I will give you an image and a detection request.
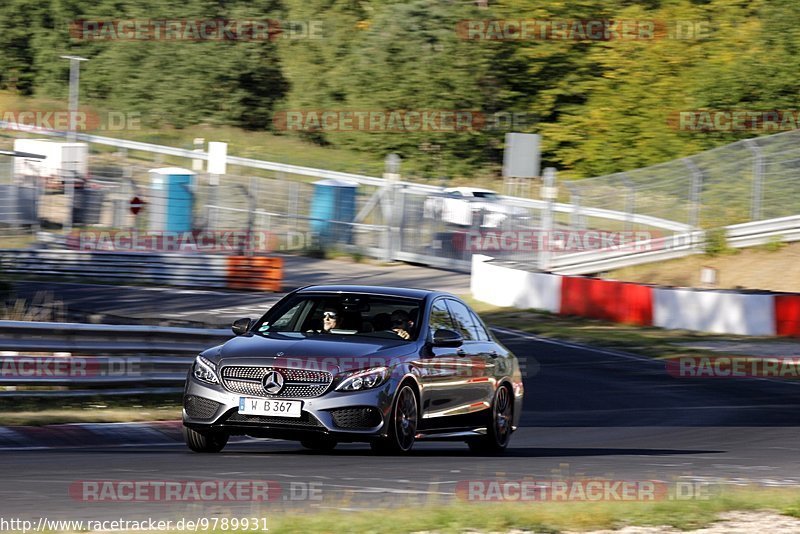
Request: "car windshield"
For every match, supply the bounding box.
[254,293,423,341]
[472,191,499,199]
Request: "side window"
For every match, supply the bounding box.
[469,310,490,341]
[445,299,478,341]
[271,302,303,330]
[429,299,455,335]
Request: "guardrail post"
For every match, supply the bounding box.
[208,173,219,231]
[682,158,703,229]
[745,140,764,221]
[382,154,401,262]
[63,168,75,234]
[620,174,635,232]
[537,167,557,271]
[565,182,584,230]
[232,183,255,255]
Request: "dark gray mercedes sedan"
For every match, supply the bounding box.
[182,285,523,454]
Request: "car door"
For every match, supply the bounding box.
[444,299,496,423]
[417,298,468,429]
[418,297,492,430]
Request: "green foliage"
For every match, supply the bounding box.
[762,235,787,252]
[704,227,731,257]
[0,0,289,130]
[303,243,327,260]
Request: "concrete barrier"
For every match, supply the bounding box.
[560,277,653,326]
[471,255,794,337]
[653,289,775,336]
[471,255,561,313]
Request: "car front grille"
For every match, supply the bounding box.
[225,411,323,428]
[220,366,332,398]
[330,407,382,429]
[184,395,222,419]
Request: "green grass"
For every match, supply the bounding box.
[257,487,800,533]
[461,296,789,360]
[0,91,510,190]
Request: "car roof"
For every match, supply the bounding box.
[296,285,445,300]
[443,187,498,195]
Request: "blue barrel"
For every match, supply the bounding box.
[149,168,195,233]
[309,179,358,244]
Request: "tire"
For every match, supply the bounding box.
[300,439,338,451]
[468,385,513,455]
[371,383,418,454]
[183,426,228,453]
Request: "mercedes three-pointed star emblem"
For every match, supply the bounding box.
[262,370,285,395]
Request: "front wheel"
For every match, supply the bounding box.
[371,384,418,454]
[468,385,513,455]
[183,426,228,453]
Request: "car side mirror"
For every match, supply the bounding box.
[432,328,463,347]
[231,317,252,336]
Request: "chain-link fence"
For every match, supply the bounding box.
[1,128,799,271]
[569,129,800,231]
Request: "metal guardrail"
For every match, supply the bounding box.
[1,120,689,233]
[1,249,232,289]
[0,321,231,396]
[2,216,796,283]
[725,215,800,249]
[547,215,800,275]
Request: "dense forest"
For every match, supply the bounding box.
[1,0,799,179]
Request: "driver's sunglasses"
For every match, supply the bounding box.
[323,312,338,319]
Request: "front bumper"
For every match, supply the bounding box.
[182,374,394,442]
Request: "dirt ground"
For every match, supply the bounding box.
[565,511,800,533]
[607,242,800,292]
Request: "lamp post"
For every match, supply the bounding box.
[60,55,88,233]
[60,55,88,142]
[383,154,402,261]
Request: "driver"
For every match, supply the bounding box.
[390,309,414,340]
[321,307,341,332]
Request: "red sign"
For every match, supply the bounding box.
[130,196,144,215]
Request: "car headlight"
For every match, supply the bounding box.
[193,355,219,384]
[335,367,389,392]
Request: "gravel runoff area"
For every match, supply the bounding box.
[565,512,800,533]
[412,511,800,533]
[675,341,800,356]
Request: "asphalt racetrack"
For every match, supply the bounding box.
[2,326,800,521]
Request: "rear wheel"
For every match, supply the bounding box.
[300,439,338,451]
[371,384,418,454]
[468,385,513,455]
[183,426,228,453]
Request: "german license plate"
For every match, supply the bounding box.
[238,397,302,418]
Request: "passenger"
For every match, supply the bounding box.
[390,309,414,340]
